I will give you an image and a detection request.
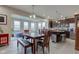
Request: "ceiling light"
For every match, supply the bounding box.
[60,15,63,18]
[63,17,65,20]
[74,12,78,15]
[29,15,32,18]
[58,21,60,24]
[56,21,58,23]
[29,5,36,19]
[33,14,36,19]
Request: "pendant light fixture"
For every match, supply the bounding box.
[29,5,36,19]
[56,10,65,20]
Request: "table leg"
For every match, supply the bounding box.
[33,39,35,54]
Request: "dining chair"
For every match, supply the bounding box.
[17,30,34,54]
[37,30,51,54]
[23,30,32,42]
[61,34,66,42]
[17,38,34,54]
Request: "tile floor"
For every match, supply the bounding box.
[0,38,79,54]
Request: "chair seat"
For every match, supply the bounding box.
[61,34,66,36]
[37,41,43,46]
[40,37,44,40]
[37,37,44,42]
[18,38,33,47]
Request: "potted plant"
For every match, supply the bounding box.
[11,28,14,37]
[0,27,3,33]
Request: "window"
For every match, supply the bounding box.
[38,23,42,29]
[42,22,46,28]
[24,22,28,30]
[14,21,20,31]
[31,22,35,29]
[31,22,35,32]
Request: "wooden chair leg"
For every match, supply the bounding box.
[32,45,34,54]
[24,47,27,54]
[17,41,19,51]
[17,41,22,54]
[17,41,19,48]
[37,43,38,53]
[42,46,44,54]
[48,46,50,53]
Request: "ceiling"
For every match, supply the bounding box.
[7,5,79,20]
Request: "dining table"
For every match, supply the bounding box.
[23,32,45,54]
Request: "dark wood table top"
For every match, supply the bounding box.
[23,32,45,39]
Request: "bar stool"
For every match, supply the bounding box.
[51,34,57,42]
[61,34,66,42]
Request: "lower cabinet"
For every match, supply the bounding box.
[0,34,9,46]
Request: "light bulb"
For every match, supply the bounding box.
[33,14,36,19]
[29,15,32,18]
[61,15,63,18]
[74,12,78,15]
[56,21,58,23]
[58,22,60,24]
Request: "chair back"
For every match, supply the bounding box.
[43,30,51,47]
[24,30,29,34]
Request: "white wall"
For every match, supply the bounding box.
[0,6,48,34]
[0,6,32,34]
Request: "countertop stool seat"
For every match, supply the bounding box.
[61,34,66,42]
[17,38,34,54]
